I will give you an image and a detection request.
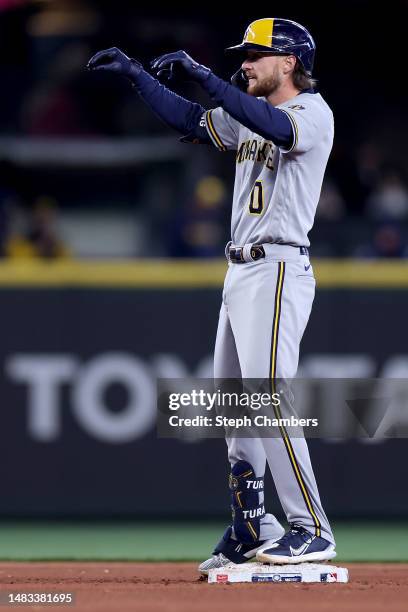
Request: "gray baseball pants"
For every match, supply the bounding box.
[214,243,334,544]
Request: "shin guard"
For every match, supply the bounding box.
[229,460,265,544]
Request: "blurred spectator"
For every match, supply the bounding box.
[0,1,28,11]
[0,159,23,256]
[168,175,228,257]
[6,196,69,258]
[355,142,383,194]
[328,143,368,215]
[19,0,106,135]
[354,224,408,259]
[366,171,408,220]
[317,178,346,220]
[22,41,96,135]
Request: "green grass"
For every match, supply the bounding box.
[0,522,406,562]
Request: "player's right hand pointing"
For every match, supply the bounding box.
[87,47,143,81]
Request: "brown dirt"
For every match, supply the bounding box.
[0,562,406,612]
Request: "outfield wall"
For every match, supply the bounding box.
[0,259,407,518]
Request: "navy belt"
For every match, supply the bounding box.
[229,245,265,263]
[228,244,309,264]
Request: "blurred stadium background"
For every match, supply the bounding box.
[0,0,407,563]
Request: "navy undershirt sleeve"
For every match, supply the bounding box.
[133,70,206,136]
[200,73,294,148]
[131,69,293,148]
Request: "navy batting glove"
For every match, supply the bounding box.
[87,47,143,83]
[150,50,211,83]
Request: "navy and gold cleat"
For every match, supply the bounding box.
[198,517,285,575]
[198,526,267,575]
[256,524,336,565]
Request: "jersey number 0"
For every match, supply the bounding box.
[249,181,264,215]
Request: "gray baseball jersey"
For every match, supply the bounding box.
[204,91,334,247]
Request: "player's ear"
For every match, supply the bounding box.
[282,55,297,75]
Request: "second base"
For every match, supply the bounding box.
[207,562,349,584]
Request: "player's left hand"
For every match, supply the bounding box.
[86,47,143,82]
[150,50,211,83]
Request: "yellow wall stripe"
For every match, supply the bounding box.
[0,259,407,288]
[269,261,321,537]
[0,259,227,288]
[314,259,408,288]
[206,110,226,151]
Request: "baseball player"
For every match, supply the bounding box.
[87,17,336,572]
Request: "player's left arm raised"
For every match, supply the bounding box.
[87,47,210,142]
[150,50,295,149]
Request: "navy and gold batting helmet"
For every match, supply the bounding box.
[226,18,316,76]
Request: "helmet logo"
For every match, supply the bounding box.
[243,18,274,48]
[244,25,255,43]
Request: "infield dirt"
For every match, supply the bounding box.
[0,562,406,611]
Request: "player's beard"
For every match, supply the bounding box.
[247,67,282,97]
